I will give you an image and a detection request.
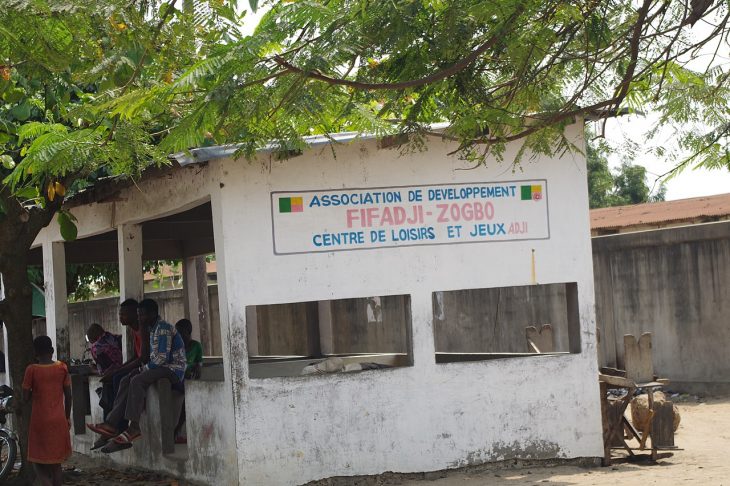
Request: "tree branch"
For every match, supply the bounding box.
[612,0,653,112]
[272,3,526,91]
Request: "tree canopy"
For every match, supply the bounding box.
[0,3,234,480]
[143,0,730,171]
[2,0,729,207]
[1,2,727,481]
[586,136,666,209]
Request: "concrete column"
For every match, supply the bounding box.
[182,256,211,355]
[318,301,334,355]
[408,292,436,369]
[42,241,69,362]
[118,224,144,361]
[210,189,238,385]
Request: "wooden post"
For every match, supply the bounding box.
[565,282,581,354]
[652,399,675,448]
[318,301,334,355]
[43,241,69,362]
[245,306,259,357]
[599,381,611,466]
[183,256,211,355]
[117,224,144,361]
[306,301,321,357]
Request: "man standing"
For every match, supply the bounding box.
[87,298,186,448]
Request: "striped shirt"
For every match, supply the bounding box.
[145,318,187,382]
[90,332,123,374]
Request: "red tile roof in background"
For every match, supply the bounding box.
[590,193,730,231]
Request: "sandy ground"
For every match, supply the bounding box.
[398,395,730,486]
[39,395,730,485]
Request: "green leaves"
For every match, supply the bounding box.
[0,155,14,169]
[9,100,31,121]
[0,0,726,212]
[16,122,68,146]
[57,210,78,241]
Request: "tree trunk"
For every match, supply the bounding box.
[2,254,36,485]
[0,185,62,485]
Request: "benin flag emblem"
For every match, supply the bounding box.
[520,185,542,201]
[279,196,303,213]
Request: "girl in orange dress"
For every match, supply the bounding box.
[22,336,72,486]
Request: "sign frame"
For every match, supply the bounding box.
[270,179,551,255]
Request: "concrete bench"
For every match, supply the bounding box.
[70,373,91,435]
[156,378,185,455]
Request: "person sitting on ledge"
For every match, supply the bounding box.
[86,323,123,420]
[87,298,186,451]
[175,318,203,380]
[173,318,204,444]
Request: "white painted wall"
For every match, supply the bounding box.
[35,122,602,485]
[74,377,238,485]
[35,164,239,485]
[215,122,603,485]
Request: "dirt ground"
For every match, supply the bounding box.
[398,394,730,486]
[51,395,730,485]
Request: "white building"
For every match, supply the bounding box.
[29,121,603,485]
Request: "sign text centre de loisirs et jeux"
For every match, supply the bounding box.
[272,181,548,254]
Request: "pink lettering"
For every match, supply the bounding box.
[380,207,394,226]
[437,204,449,223]
[346,209,360,228]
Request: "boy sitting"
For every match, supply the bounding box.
[173,319,204,443]
[175,319,203,379]
[86,324,123,418]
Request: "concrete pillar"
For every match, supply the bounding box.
[318,301,334,355]
[182,256,211,355]
[210,189,237,385]
[408,292,435,369]
[42,241,69,362]
[118,224,144,361]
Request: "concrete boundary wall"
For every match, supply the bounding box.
[593,221,730,394]
[66,287,222,360]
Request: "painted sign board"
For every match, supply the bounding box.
[271,180,549,254]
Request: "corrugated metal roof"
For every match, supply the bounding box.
[590,193,730,230]
[171,122,453,166]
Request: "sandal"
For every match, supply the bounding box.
[112,430,142,445]
[90,436,111,451]
[86,423,117,438]
[100,440,133,454]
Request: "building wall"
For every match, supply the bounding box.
[216,124,603,485]
[66,287,223,360]
[35,162,239,485]
[593,221,730,394]
[73,376,238,485]
[34,124,602,485]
